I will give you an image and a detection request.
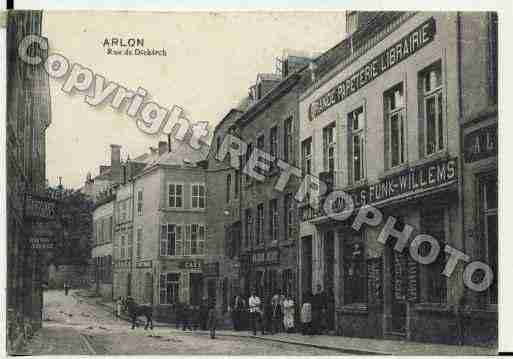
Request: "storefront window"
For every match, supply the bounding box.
[343,232,366,304]
[159,273,179,304]
[420,208,447,303]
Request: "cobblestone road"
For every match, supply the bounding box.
[21,290,344,355]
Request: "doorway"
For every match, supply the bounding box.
[301,236,313,297]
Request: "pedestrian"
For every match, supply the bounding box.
[248,290,262,336]
[262,296,273,335]
[271,293,282,334]
[191,305,200,330]
[312,284,328,334]
[116,296,123,318]
[301,292,313,335]
[174,301,183,330]
[232,294,244,331]
[283,294,295,333]
[455,295,470,345]
[326,288,335,333]
[208,303,218,339]
[64,282,69,296]
[182,303,192,331]
[199,298,209,330]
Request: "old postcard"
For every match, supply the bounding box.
[5,10,498,355]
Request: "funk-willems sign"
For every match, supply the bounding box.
[309,17,436,120]
[303,157,457,221]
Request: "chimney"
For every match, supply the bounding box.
[158,141,168,155]
[110,144,122,184]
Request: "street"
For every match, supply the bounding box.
[21,290,344,355]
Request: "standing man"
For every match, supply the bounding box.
[232,294,244,331]
[64,282,69,296]
[248,290,261,336]
[312,284,327,334]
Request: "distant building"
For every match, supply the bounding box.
[127,138,209,321]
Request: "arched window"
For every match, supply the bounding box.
[226,174,231,203]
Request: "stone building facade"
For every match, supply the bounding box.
[6,10,52,351]
[298,11,497,345]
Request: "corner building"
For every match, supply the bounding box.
[298,12,497,345]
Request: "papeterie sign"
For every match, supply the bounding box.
[309,17,436,120]
[302,157,457,221]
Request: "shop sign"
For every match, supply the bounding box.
[309,17,436,120]
[464,124,497,163]
[136,260,152,268]
[30,221,56,250]
[178,259,202,271]
[26,193,57,220]
[202,262,219,277]
[303,157,457,221]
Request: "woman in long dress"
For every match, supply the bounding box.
[282,294,295,333]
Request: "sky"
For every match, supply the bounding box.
[41,11,347,189]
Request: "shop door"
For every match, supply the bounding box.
[190,273,203,306]
[302,236,313,296]
[390,249,408,334]
[207,278,217,306]
[324,231,334,292]
[144,273,153,304]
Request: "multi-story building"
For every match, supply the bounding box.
[6,10,52,350]
[298,11,497,345]
[204,108,244,323]
[130,139,209,320]
[238,54,311,301]
[92,194,115,299]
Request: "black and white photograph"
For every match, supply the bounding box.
[4,9,500,355]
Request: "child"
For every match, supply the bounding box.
[207,304,217,339]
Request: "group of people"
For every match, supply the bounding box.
[232,285,333,336]
[173,300,218,339]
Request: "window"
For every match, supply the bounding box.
[118,200,129,222]
[245,209,253,247]
[192,184,206,209]
[284,117,294,164]
[301,137,312,175]
[343,231,366,304]
[127,230,133,259]
[284,193,295,239]
[234,171,239,198]
[256,204,264,244]
[120,234,126,258]
[245,143,253,185]
[160,273,180,304]
[421,208,446,303]
[226,174,231,203]
[420,62,444,156]
[168,184,183,208]
[99,219,104,244]
[137,189,143,216]
[270,126,278,169]
[136,227,142,259]
[385,84,405,168]
[270,199,279,243]
[160,224,183,256]
[323,123,336,173]
[348,107,365,182]
[108,216,113,243]
[190,224,206,255]
[481,176,498,304]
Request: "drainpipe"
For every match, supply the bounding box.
[456,12,467,303]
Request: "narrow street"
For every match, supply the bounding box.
[20,290,345,355]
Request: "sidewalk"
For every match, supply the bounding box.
[75,292,496,355]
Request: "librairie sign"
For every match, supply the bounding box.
[309,17,436,120]
[303,157,457,221]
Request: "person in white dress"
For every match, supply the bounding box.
[282,294,295,333]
